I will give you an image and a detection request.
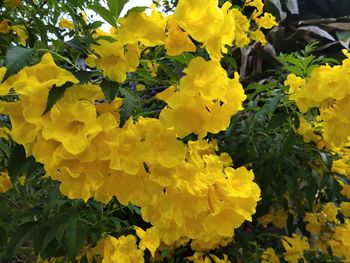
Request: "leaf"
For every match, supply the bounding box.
[286,0,299,14]
[8,145,39,183]
[6,221,38,256]
[100,79,120,102]
[88,4,117,27]
[299,26,335,41]
[5,47,34,78]
[336,30,350,49]
[107,0,129,18]
[125,6,148,17]
[120,88,140,125]
[43,82,74,115]
[64,217,87,260]
[71,71,93,83]
[266,113,289,131]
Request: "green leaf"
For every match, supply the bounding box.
[266,112,289,131]
[8,145,39,183]
[5,47,34,78]
[6,221,38,256]
[64,217,87,260]
[120,88,140,125]
[71,71,93,83]
[43,82,74,115]
[125,6,148,16]
[107,0,129,18]
[100,79,119,102]
[88,4,117,27]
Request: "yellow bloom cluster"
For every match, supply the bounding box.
[0,19,28,46]
[0,172,12,193]
[285,50,350,148]
[186,251,230,263]
[92,235,144,263]
[329,220,350,261]
[158,57,246,138]
[0,52,260,253]
[258,208,288,229]
[302,201,350,258]
[282,234,310,263]
[261,247,280,263]
[85,0,277,82]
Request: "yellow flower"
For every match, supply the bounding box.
[340,202,350,217]
[282,234,310,263]
[321,202,339,222]
[165,16,196,56]
[11,25,28,46]
[250,28,267,45]
[246,0,264,19]
[136,84,145,92]
[134,226,160,257]
[255,13,278,29]
[329,220,350,262]
[18,175,26,186]
[118,6,166,47]
[93,235,144,263]
[59,18,74,30]
[86,40,140,83]
[159,57,246,138]
[174,0,224,43]
[341,184,350,198]
[0,19,11,33]
[202,2,236,60]
[261,247,281,263]
[146,61,159,77]
[304,213,322,235]
[41,84,104,155]
[0,172,12,193]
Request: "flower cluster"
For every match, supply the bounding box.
[0,51,260,255]
[285,50,350,148]
[85,0,276,83]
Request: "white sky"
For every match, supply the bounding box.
[85,0,153,31]
[121,0,153,16]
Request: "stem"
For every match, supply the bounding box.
[36,49,79,70]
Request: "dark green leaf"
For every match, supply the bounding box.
[44,82,74,115]
[101,79,119,102]
[5,47,34,78]
[120,88,140,125]
[64,217,87,260]
[6,221,38,256]
[8,145,39,183]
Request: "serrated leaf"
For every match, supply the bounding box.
[120,88,140,125]
[88,4,117,27]
[71,71,93,83]
[107,0,129,18]
[8,145,39,183]
[43,82,74,115]
[64,217,87,260]
[100,79,119,102]
[5,47,34,78]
